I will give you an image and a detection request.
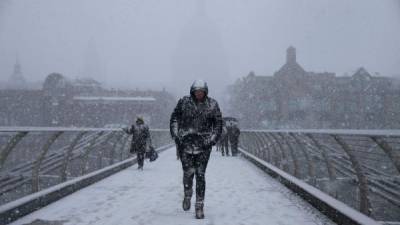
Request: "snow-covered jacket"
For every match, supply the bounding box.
[170,95,223,153]
[125,123,150,153]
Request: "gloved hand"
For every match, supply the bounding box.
[203,138,216,149]
[174,135,182,146]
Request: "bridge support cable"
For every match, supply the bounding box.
[96,132,118,169]
[32,131,64,193]
[290,133,316,182]
[0,132,28,171]
[278,133,300,178]
[240,132,257,159]
[370,136,400,174]
[332,135,372,216]
[305,134,337,181]
[109,132,124,165]
[253,132,263,160]
[259,132,272,163]
[269,133,290,172]
[60,131,87,182]
[80,131,106,175]
[0,132,100,201]
[263,133,279,166]
[118,134,130,161]
[239,130,400,223]
[254,132,268,162]
[239,147,380,225]
[307,136,400,209]
[0,127,173,224]
[264,133,283,168]
[248,132,259,156]
[0,144,173,225]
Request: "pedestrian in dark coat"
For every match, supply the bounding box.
[218,124,229,156]
[228,124,240,156]
[170,79,222,219]
[124,117,151,170]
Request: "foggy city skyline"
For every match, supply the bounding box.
[0,0,400,95]
[2,2,400,224]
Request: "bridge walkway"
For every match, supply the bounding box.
[11,147,333,225]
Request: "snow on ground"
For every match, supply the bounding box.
[11,147,334,225]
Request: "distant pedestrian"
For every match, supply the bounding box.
[124,117,151,170]
[227,124,240,156]
[219,123,229,156]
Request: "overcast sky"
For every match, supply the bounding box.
[0,0,399,94]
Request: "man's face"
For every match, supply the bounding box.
[194,90,205,101]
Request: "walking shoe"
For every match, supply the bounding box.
[182,196,191,211]
[195,202,204,219]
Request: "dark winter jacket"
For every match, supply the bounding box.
[170,93,222,154]
[227,125,240,142]
[125,123,150,153]
[228,125,240,138]
[219,125,228,142]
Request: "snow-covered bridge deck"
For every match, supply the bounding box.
[10,147,333,225]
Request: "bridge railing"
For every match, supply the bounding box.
[240,130,400,222]
[0,127,172,206]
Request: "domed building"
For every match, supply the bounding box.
[171,0,229,97]
[0,72,175,128]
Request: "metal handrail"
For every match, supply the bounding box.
[0,127,172,206]
[241,129,400,137]
[239,129,400,222]
[0,127,169,132]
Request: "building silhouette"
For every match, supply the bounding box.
[0,71,175,128]
[228,47,400,129]
[7,58,27,90]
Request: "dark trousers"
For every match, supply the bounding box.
[137,151,145,168]
[180,149,211,203]
[221,138,229,156]
[230,138,239,156]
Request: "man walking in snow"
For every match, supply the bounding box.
[170,80,222,219]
